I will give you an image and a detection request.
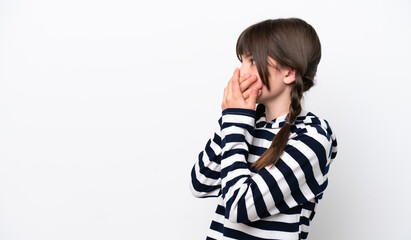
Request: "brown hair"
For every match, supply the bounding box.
[236,18,321,171]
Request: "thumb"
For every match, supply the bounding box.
[247,87,258,109]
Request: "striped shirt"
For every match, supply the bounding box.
[190,105,338,240]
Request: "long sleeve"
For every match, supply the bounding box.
[220,108,333,223]
[190,116,223,198]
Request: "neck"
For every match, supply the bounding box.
[263,100,290,123]
[260,88,292,122]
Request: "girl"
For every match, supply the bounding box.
[190,18,338,240]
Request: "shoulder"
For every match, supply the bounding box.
[290,111,338,160]
[294,111,334,137]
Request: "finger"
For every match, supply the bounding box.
[239,73,251,85]
[222,86,227,110]
[239,75,257,93]
[227,68,238,97]
[230,68,242,97]
[242,78,261,99]
[246,87,259,109]
[243,88,251,100]
[239,73,250,92]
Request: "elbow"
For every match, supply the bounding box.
[225,205,252,224]
[189,181,221,198]
[189,183,207,198]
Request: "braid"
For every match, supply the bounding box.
[252,72,304,171]
[287,72,304,124]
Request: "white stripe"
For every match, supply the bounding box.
[222,141,249,153]
[222,114,255,125]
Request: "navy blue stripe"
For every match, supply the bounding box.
[311,124,327,138]
[221,122,255,136]
[316,192,323,201]
[212,132,222,148]
[245,220,300,232]
[222,108,256,118]
[221,133,252,150]
[221,161,248,178]
[253,129,275,141]
[276,159,308,204]
[291,127,308,137]
[309,210,316,220]
[209,220,224,233]
[323,119,333,139]
[249,145,268,157]
[221,149,248,165]
[198,151,220,180]
[319,178,328,193]
[190,166,221,196]
[332,138,338,147]
[325,162,330,175]
[274,199,291,213]
[301,231,309,239]
[218,116,223,128]
[206,237,217,240]
[300,216,310,225]
[237,196,250,223]
[302,201,316,211]
[223,133,246,144]
[205,137,222,164]
[215,204,225,215]
[280,204,302,214]
[256,121,266,128]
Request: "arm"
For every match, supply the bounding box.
[189,116,223,198]
[190,70,261,198]
[220,108,333,223]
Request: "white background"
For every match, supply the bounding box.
[1,0,410,239]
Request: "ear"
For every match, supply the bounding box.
[283,67,296,84]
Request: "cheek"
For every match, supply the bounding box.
[240,66,259,75]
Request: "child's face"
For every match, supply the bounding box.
[239,55,290,104]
